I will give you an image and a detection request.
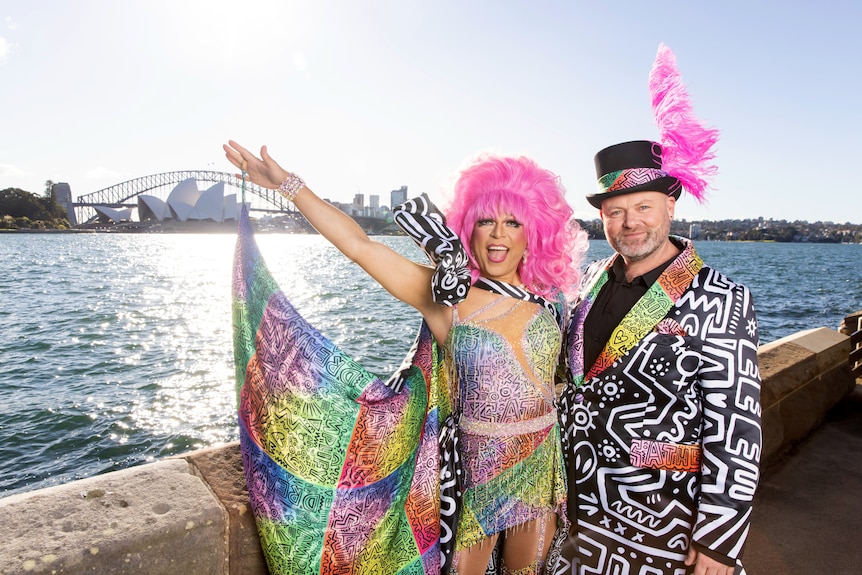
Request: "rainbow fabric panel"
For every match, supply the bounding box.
[232,207,443,575]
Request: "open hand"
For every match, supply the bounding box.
[223,140,290,190]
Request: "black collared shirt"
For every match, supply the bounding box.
[582,251,676,371]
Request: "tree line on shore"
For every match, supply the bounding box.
[577,217,862,243]
[0,184,71,230]
[2,184,860,243]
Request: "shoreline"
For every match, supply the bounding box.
[2,228,859,242]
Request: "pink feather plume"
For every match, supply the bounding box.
[649,43,719,203]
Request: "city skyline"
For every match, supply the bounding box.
[2,2,861,224]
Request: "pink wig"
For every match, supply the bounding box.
[649,43,720,203]
[444,155,588,299]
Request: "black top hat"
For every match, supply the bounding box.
[586,140,682,209]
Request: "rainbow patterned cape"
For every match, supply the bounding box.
[232,206,446,574]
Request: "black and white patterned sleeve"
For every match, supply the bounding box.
[692,270,762,562]
[392,193,472,306]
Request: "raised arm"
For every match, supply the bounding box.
[224,141,451,341]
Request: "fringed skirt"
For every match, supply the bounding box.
[455,411,567,550]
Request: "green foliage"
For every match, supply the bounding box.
[0,187,70,229]
[582,217,862,243]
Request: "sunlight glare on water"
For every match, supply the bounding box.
[127,234,238,455]
[1,231,859,498]
[1,233,239,493]
[0,230,427,497]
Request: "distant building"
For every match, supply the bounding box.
[331,201,354,216]
[93,206,134,223]
[353,193,365,208]
[370,195,379,209]
[689,223,701,240]
[390,186,408,208]
[72,178,246,224]
[134,179,243,223]
[51,183,77,225]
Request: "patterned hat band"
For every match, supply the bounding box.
[597,167,670,194]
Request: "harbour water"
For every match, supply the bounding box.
[1,233,860,498]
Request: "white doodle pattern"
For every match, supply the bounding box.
[557,257,762,575]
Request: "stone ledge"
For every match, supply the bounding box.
[758,341,817,409]
[180,442,267,575]
[838,309,862,336]
[0,459,228,575]
[759,328,855,467]
[760,327,850,371]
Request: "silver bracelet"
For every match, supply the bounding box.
[277,172,305,202]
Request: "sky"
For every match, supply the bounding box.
[1,0,860,223]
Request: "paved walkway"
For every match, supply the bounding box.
[742,384,862,574]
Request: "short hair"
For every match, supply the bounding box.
[444,154,588,298]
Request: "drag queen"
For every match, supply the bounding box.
[225,141,587,575]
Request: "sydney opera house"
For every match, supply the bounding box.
[92,178,245,224]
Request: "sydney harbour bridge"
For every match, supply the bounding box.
[65,170,298,226]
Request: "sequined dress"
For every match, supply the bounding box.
[446,295,568,551]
